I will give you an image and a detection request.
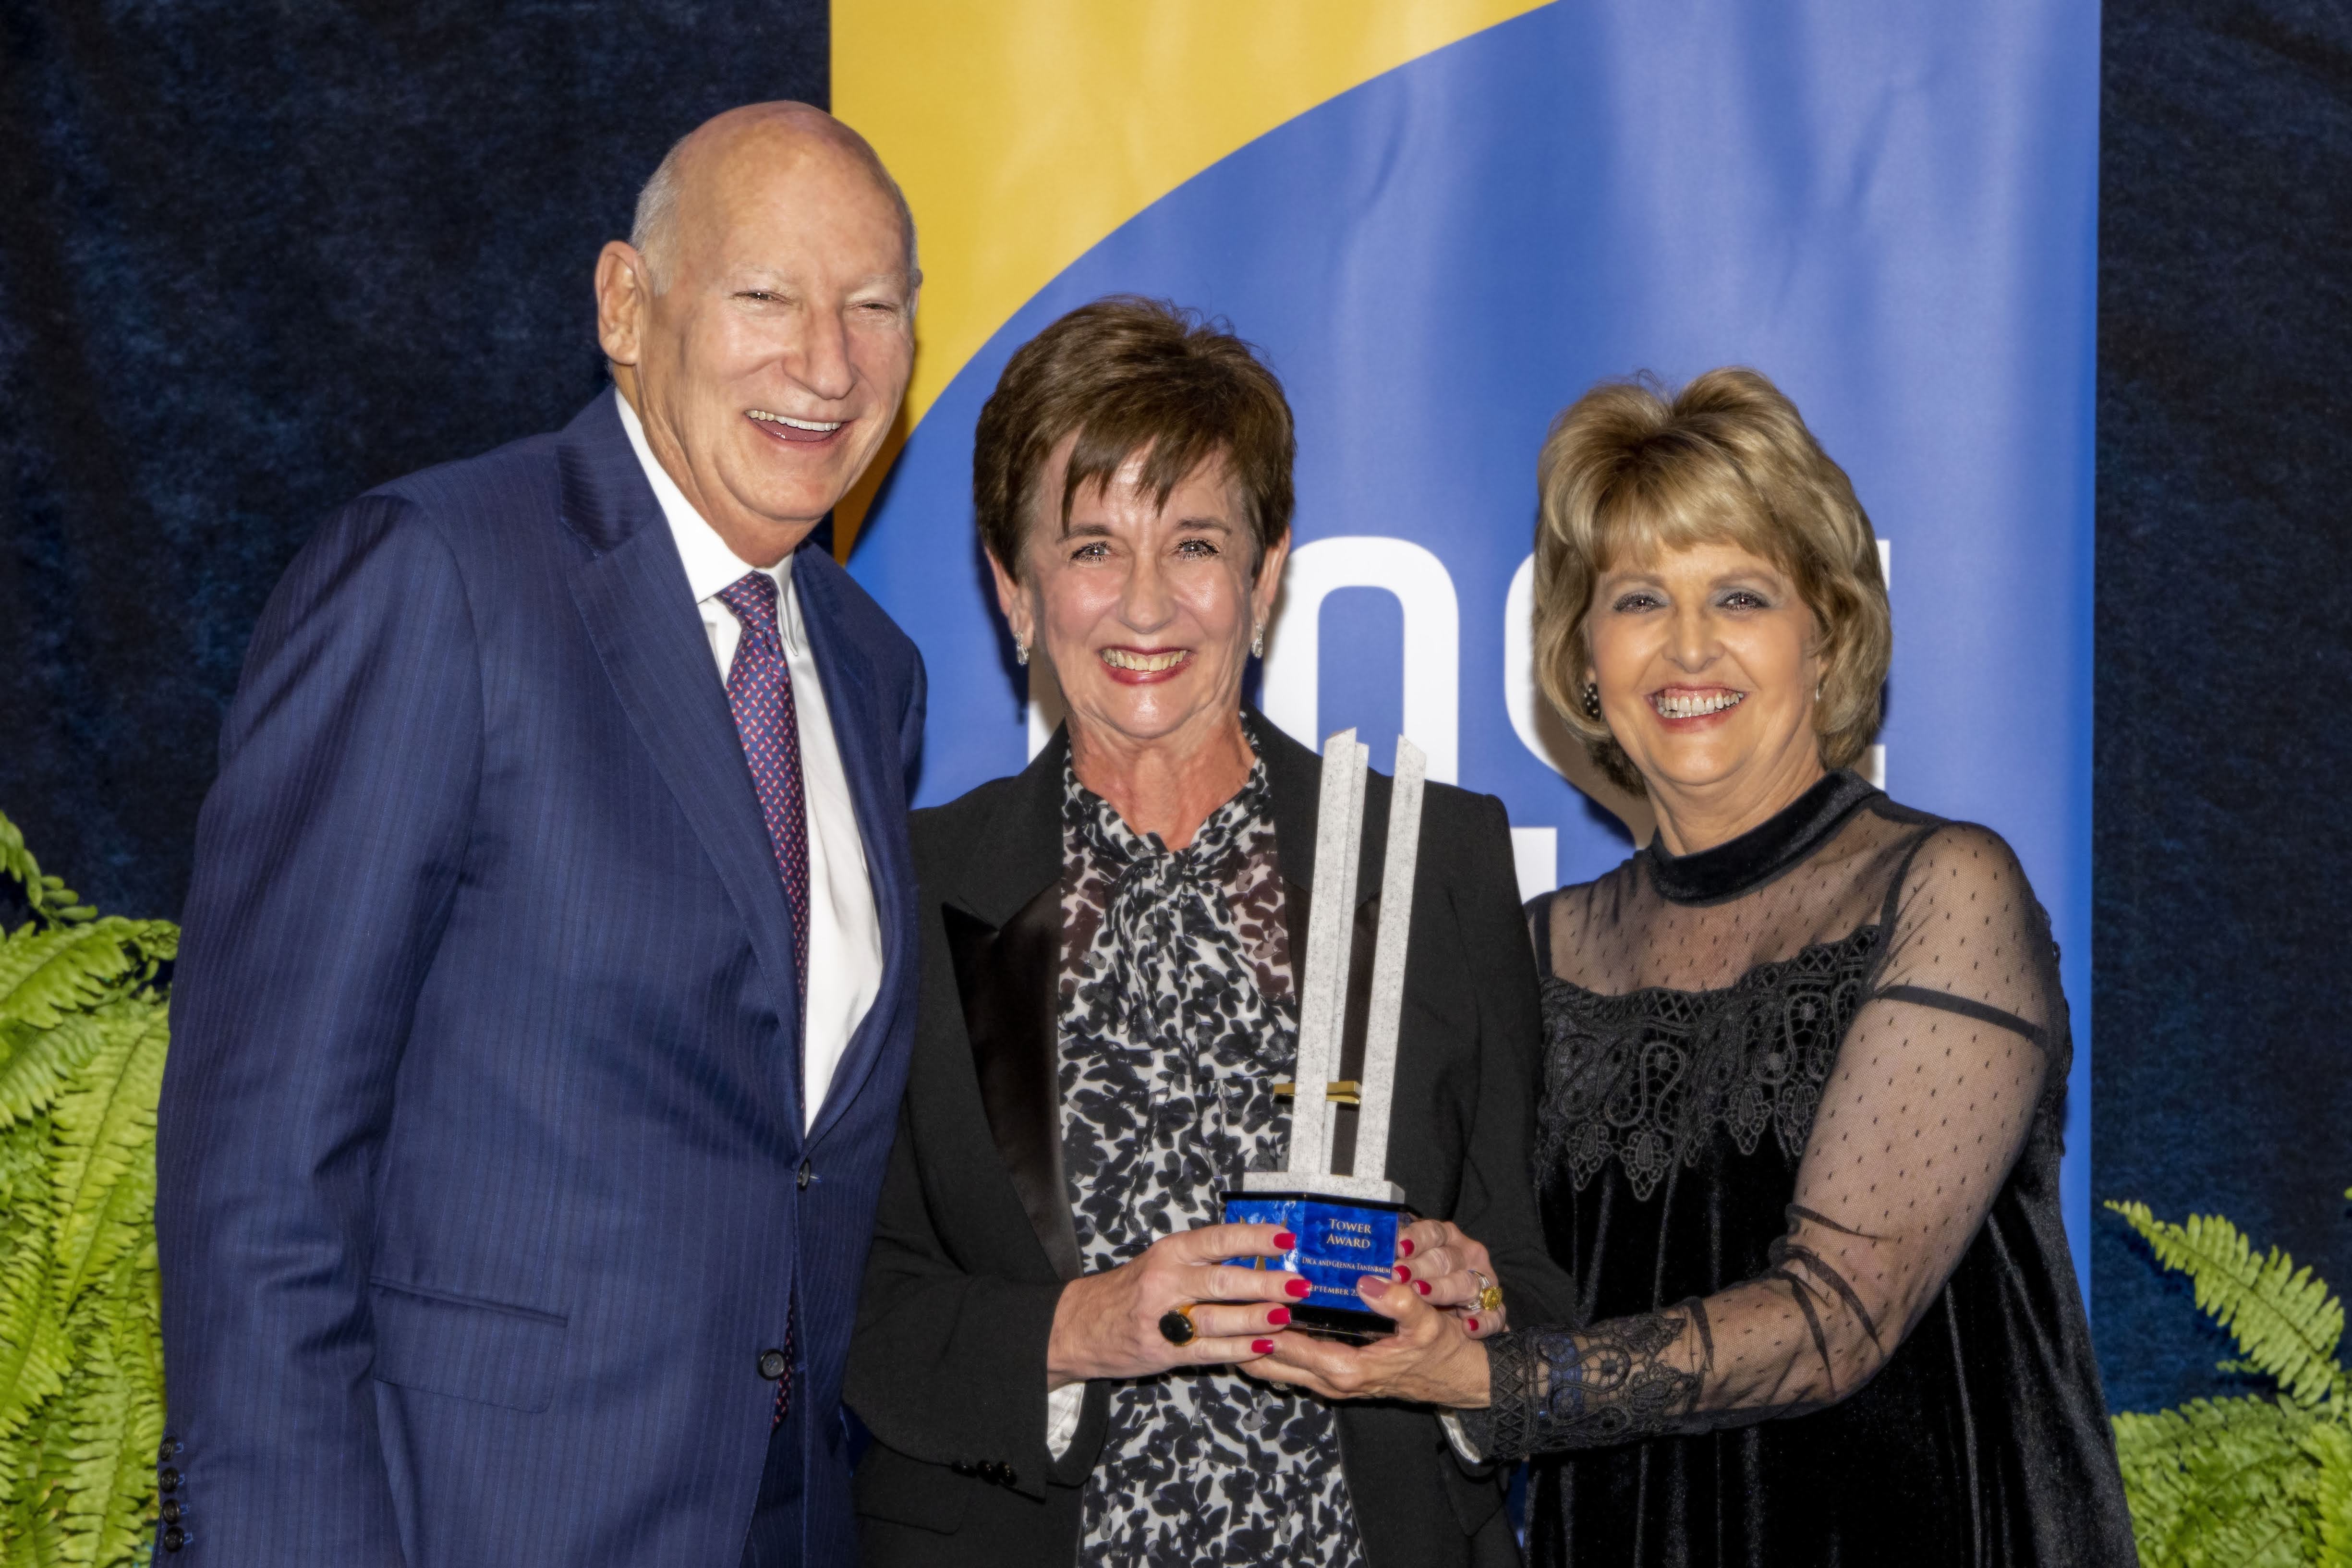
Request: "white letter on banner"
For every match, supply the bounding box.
[1261,537,1459,784]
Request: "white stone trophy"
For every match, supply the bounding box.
[1224,729,1424,1342]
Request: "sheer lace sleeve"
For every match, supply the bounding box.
[1463,824,2061,1460]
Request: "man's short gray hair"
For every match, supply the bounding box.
[628,121,920,295]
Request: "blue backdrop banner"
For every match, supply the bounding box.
[848,1,2099,1273]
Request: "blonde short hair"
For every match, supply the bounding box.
[1532,367,1891,796]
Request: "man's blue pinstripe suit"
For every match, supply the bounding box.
[154,389,924,1566]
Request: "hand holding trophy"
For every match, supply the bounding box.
[1044,1221,1308,1388]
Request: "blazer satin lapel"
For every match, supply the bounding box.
[945,887,1080,1280]
[558,398,806,1131]
[938,732,1076,1277]
[792,547,914,1145]
[953,729,1067,928]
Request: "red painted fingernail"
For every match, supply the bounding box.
[1286,1278,1310,1298]
[1467,1316,1481,1332]
[1395,1264,1413,1282]
[1400,1239,1415,1257]
[1252,1338,1275,1355]
[1268,1307,1291,1326]
[1273,1231,1297,1249]
[1417,1280,1432,1296]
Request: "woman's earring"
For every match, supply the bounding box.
[1014,633,1030,668]
[1251,621,1265,660]
[1581,682,1603,720]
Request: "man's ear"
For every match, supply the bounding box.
[595,241,651,367]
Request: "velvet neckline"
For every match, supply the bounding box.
[1642,770,1881,905]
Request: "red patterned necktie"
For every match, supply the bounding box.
[714,570,808,1428]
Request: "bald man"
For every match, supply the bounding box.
[157,104,925,1568]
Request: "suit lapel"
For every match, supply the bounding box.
[558,392,807,1134]
[793,547,914,1145]
[945,888,1079,1279]
[944,733,1079,1277]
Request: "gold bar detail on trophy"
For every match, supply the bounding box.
[1270,1081,1363,1106]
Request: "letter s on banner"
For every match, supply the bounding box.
[1261,537,1459,783]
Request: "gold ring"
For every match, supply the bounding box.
[1470,1270,1503,1315]
[1157,1303,1197,1347]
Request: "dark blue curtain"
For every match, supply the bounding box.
[2093,0,2352,1410]
[0,0,826,919]
[2,0,2348,1411]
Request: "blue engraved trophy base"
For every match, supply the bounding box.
[1224,1189,1406,1344]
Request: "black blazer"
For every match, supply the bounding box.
[846,716,1574,1568]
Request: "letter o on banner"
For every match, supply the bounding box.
[1262,537,1459,784]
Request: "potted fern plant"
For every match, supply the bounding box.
[2109,1192,2352,1564]
[0,809,173,1564]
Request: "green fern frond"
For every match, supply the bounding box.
[0,924,165,1039]
[0,1125,50,1262]
[0,815,93,930]
[2116,1396,2319,1564]
[3,1410,72,1566]
[47,1007,166,1315]
[0,1251,73,1450]
[0,817,174,1565]
[2305,1421,2352,1568]
[54,1327,160,1568]
[0,1022,108,1135]
[2108,1200,2347,1408]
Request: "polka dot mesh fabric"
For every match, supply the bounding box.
[1465,779,2068,1459]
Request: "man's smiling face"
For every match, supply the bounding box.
[599,107,916,566]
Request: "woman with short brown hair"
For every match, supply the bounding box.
[1257,368,2135,1567]
[845,297,1571,1567]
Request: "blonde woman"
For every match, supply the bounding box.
[1259,369,2135,1567]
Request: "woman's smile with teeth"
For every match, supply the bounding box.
[1101,648,1188,672]
[1652,688,1745,718]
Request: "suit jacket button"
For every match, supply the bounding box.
[797,1160,813,1190]
[161,1525,185,1551]
[999,1464,1018,1486]
[161,1498,183,1523]
[950,1461,976,1476]
[159,1467,180,1492]
[757,1349,789,1381]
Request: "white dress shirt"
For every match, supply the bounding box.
[618,394,884,1132]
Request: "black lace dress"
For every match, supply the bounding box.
[1460,773,2135,1566]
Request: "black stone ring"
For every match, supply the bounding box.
[1157,1306,1197,1347]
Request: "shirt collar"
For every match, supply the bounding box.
[615,389,805,653]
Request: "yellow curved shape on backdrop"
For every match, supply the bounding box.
[829,0,1553,552]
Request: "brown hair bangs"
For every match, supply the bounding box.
[973,296,1295,578]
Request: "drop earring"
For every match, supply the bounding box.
[1014,633,1030,667]
[1251,621,1265,660]
[1581,682,1602,720]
